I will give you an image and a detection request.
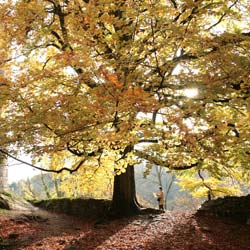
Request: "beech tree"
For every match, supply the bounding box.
[0,0,250,215]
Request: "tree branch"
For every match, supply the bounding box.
[198,169,214,200]
[0,149,85,174]
[206,0,239,31]
[169,0,177,9]
[135,149,202,170]
[138,139,159,143]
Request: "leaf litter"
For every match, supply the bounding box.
[0,209,250,250]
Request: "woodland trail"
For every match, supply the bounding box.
[0,207,250,250]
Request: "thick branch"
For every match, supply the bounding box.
[135,149,202,170]
[170,161,201,170]
[138,139,158,143]
[0,149,85,174]
[169,0,177,8]
[66,142,85,156]
[198,169,214,200]
[51,30,64,46]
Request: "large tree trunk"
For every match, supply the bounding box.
[110,164,141,217]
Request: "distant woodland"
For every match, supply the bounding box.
[9,164,203,211]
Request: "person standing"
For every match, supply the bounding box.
[156,186,164,210]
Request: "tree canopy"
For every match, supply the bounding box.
[1,0,250,200]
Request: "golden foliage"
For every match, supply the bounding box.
[0,0,250,198]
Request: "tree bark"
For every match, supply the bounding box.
[110,164,141,217]
[0,153,8,192]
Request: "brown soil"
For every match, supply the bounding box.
[1,207,250,250]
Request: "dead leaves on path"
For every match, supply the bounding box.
[1,211,250,250]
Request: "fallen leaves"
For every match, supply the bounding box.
[0,210,250,250]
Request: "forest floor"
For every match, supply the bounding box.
[0,207,250,250]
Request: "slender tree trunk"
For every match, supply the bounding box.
[26,178,37,199]
[0,153,8,192]
[54,177,63,198]
[40,172,51,199]
[110,164,141,217]
[165,174,175,210]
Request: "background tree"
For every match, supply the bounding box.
[0,153,8,192]
[143,164,176,210]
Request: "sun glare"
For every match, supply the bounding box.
[183,88,198,98]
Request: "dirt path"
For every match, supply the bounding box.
[0,207,92,250]
[1,208,250,250]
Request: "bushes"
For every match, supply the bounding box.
[32,198,111,218]
[198,194,250,223]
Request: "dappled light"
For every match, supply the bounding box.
[1,206,250,250]
[0,0,250,248]
[183,88,199,98]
